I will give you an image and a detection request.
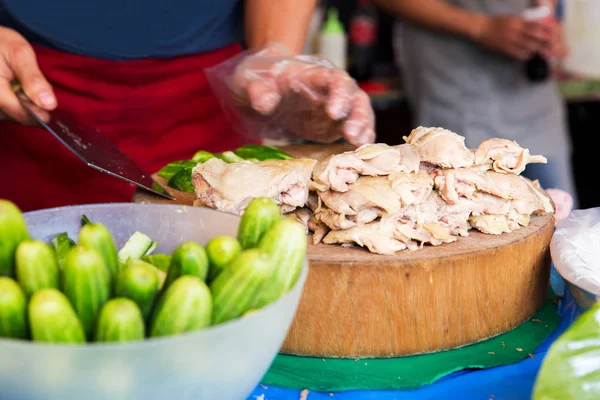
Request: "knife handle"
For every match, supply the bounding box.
[10,80,22,93]
[10,80,39,110]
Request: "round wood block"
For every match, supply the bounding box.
[133,145,555,358]
[280,213,554,358]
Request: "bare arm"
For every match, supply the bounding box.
[373,0,555,60]
[244,0,317,54]
[372,0,487,41]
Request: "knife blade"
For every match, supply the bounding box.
[12,83,175,201]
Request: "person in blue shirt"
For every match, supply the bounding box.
[0,1,375,211]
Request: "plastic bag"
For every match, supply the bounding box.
[551,207,600,297]
[205,43,375,146]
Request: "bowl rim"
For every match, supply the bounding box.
[7,202,309,350]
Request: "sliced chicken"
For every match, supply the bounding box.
[318,176,403,216]
[310,143,421,192]
[434,169,553,215]
[192,158,316,215]
[322,219,409,255]
[395,220,457,247]
[389,170,434,206]
[285,207,330,245]
[314,207,357,230]
[286,208,312,233]
[403,126,474,169]
[474,138,547,175]
[392,144,421,173]
[469,214,514,235]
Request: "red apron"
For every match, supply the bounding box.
[0,43,254,212]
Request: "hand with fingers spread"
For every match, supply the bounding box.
[0,27,57,125]
[474,15,553,61]
[208,44,375,147]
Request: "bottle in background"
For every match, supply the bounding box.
[522,2,553,82]
[318,8,348,69]
[348,0,378,82]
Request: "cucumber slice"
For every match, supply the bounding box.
[192,151,217,163]
[144,241,158,256]
[118,232,154,267]
[167,169,195,193]
[157,160,197,180]
[219,151,245,163]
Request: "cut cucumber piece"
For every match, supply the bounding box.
[219,151,245,163]
[144,241,158,256]
[118,232,154,267]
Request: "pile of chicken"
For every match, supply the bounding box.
[192,127,554,255]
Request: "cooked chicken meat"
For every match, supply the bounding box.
[192,158,316,215]
[286,207,331,245]
[192,126,555,256]
[310,143,421,192]
[403,126,474,169]
[474,138,547,175]
[322,219,409,255]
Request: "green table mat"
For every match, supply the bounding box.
[262,293,559,392]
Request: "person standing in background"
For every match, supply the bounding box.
[374,0,577,205]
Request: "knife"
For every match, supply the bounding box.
[11,82,175,200]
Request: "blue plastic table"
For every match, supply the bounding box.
[248,269,578,400]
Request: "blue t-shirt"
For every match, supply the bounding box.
[0,0,244,60]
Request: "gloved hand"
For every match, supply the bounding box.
[206,44,375,147]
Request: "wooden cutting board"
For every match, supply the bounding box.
[133,144,555,358]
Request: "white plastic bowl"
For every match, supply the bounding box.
[551,208,600,313]
[0,203,308,400]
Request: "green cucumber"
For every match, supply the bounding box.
[50,232,75,269]
[206,235,242,282]
[78,223,119,278]
[94,298,145,342]
[114,259,160,321]
[28,288,86,344]
[254,219,307,308]
[81,214,92,226]
[164,241,209,288]
[157,160,198,180]
[149,276,212,338]
[61,246,111,339]
[192,150,217,163]
[0,277,28,339]
[237,197,281,249]
[210,248,275,325]
[0,200,30,277]
[167,168,194,193]
[233,144,294,161]
[118,231,154,267]
[15,240,59,299]
[141,254,171,272]
[219,151,245,163]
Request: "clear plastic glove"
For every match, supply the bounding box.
[206,44,375,146]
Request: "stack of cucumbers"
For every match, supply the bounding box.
[159,144,294,193]
[0,197,306,344]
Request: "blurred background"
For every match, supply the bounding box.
[301,0,600,210]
